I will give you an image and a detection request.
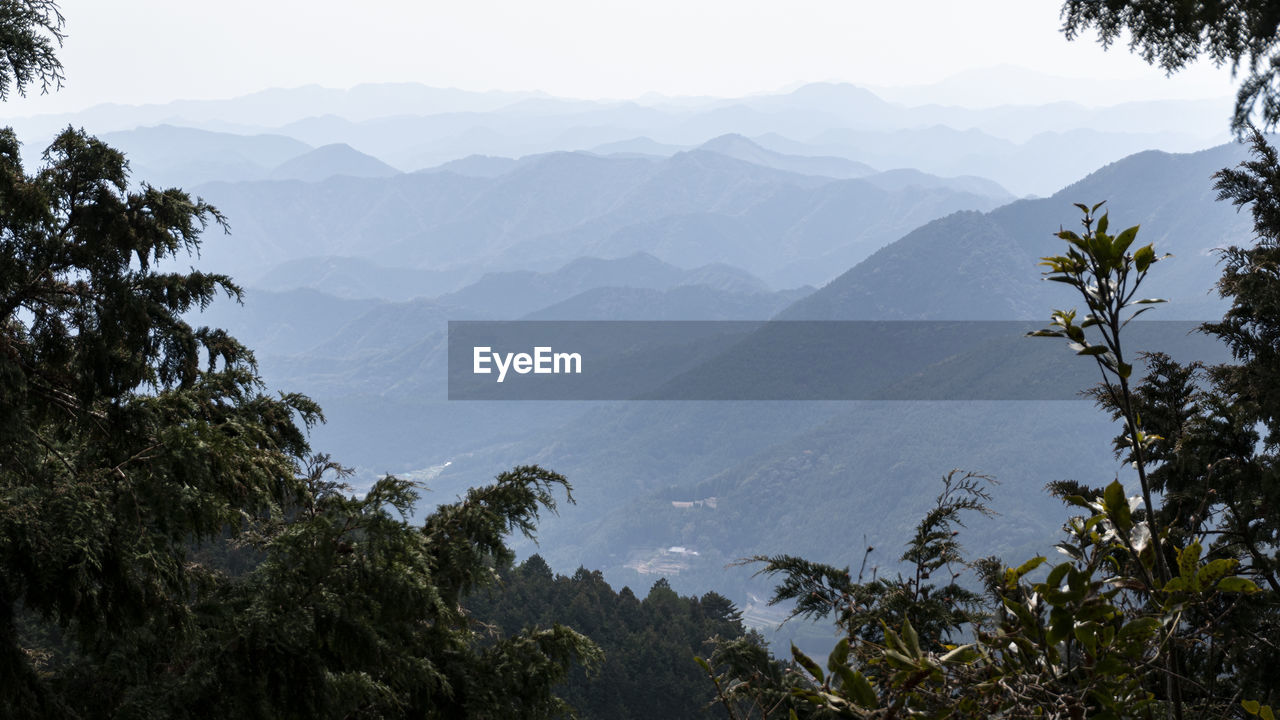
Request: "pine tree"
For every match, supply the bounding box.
[0,4,599,715]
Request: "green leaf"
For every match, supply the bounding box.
[1122,306,1156,327]
[791,644,824,683]
[1216,576,1261,593]
[1134,244,1156,272]
[1243,700,1261,715]
[1118,616,1161,641]
[941,644,980,664]
[840,667,877,707]
[1114,225,1139,255]
[1198,558,1238,588]
[1006,556,1046,588]
[1074,621,1099,656]
[827,637,850,672]
[1063,495,1095,510]
[1178,542,1203,581]
[882,648,917,669]
[1077,345,1110,357]
[901,618,921,657]
[1046,562,1071,589]
[1103,480,1133,532]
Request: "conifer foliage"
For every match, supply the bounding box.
[1061,0,1280,131]
[0,3,598,716]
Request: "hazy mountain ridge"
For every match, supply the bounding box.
[524,284,814,321]
[5,78,1229,197]
[437,253,776,319]
[781,142,1254,321]
[410,139,1258,606]
[269,143,402,181]
[96,124,312,186]
[187,145,1004,291]
[52,79,1246,635]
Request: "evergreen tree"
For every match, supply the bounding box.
[470,556,756,720]
[0,0,63,100]
[1061,0,1280,131]
[0,3,599,715]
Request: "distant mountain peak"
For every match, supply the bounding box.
[699,132,756,149]
[268,143,401,182]
[694,133,876,180]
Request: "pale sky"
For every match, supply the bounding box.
[0,0,1240,115]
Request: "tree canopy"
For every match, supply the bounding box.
[1061,0,1280,131]
[0,120,601,717]
[0,3,602,715]
[0,0,64,100]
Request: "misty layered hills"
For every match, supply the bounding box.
[524,284,813,320]
[781,142,1255,321]
[96,125,312,186]
[696,134,1012,200]
[210,252,798,396]
[66,78,1244,634]
[6,76,1230,197]
[507,401,1121,599]
[410,139,1258,605]
[422,155,522,178]
[3,83,544,137]
[1,70,1255,660]
[247,256,458,301]
[94,126,401,186]
[437,253,779,318]
[755,125,1218,199]
[869,64,1218,109]
[268,143,401,181]
[196,288,381,356]
[697,133,876,179]
[218,139,1256,459]
[189,145,1008,291]
[591,137,689,157]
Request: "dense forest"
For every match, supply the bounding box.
[468,556,751,719]
[4,1,1280,718]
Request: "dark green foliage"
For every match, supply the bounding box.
[0,108,597,720]
[0,8,599,715]
[468,556,753,720]
[161,465,599,720]
[1061,0,1280,132]
[705,181,1280,717]
[746,471,992,654]
[1209,127,1280,454]
[0,124,318,714]
[0,1,63,100]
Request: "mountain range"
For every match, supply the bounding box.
[6,78,1230,196]
[25,79,1252,641]
[184,137,1010,291]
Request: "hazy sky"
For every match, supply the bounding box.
[1,0,1239,115]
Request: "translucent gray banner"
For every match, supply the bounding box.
[447,321,1228,400]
